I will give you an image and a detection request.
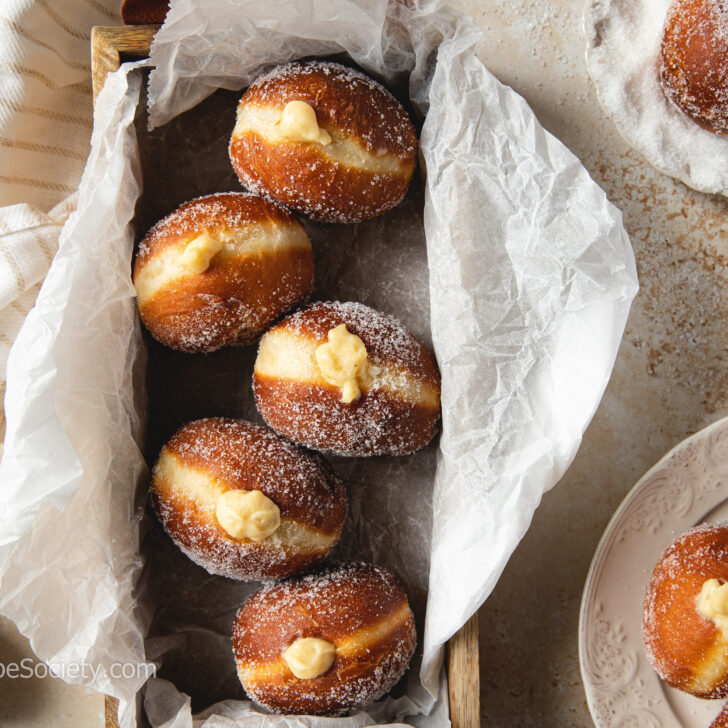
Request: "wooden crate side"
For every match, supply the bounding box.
[447,613,481,728]
[105,695,120,728]
[91,25,159,102]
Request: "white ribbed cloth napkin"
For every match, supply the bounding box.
[0,0,120,447]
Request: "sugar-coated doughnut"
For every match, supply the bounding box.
[120,0,169,24]
[133,192,313,353]
[253,301,441,457]
[642,524,728,697]
[660,0,728,135]
[233,562,416,715]
[229,61,418,223]
[150,418,347,581]
[711,703,728,728]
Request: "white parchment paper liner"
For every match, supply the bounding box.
[0,0,638,726]
[584,0,728,196]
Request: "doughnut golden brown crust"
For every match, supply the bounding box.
[253,301,441,457]
[711,703,728,728]
[120,0,169,24]
[133,192,313,353]
[660,0,728,135]
[229,61,418,223]
[150,418,347,581]
[233,562,416,715]
[642,524,728,697]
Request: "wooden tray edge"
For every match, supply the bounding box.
[91,24,159,102]
[91,24,481,728]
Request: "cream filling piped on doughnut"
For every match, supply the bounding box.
[697,579,728,634]
[315,324,371,404]
[255,328,440,409]
[180,231,226,274]
[237,601,412,684]
[216,489,281,541]
[232,104,408,175]
[134,222,311,306]
[274,101,332,146]
[283,637,336,679]
[690,579,728,694]
[153,449,336,552]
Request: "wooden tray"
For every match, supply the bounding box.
[92,25,480,728]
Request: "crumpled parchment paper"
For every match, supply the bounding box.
[0,0,638,726]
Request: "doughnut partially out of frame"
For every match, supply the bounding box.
[233,562,416,715]
[642,523,728,698]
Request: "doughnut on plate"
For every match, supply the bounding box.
[579,415,728,726]
[660,0,728,136]
[710,702,728,727]
[643,524,728,698]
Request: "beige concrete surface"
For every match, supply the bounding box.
[2,1,727,726]
[0,616,104,727]
[453,0,728,726]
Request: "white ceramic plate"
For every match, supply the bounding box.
[579,416,728,727]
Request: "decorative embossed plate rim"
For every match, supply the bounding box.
[579,415,728,728]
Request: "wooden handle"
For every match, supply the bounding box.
[447,612,480,728]
[91,25,157,103]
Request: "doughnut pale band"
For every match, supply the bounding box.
[692,639,728,695]
[154,449,337,553]
[135,222,311,307]
[255,327,440,410]
[232,108,406,175]
[237,601,412,686]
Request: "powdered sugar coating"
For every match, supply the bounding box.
[661,0,728,134]
[136,191,297,265]
[243,61,416,158]
[133,192,314,352]
[641,522,728,697]
[150,418,347,581]
[254,301,441,457]
[710,700,728,727]
[229,61,418,223]
[584,0,728,194]
[233,562,416,715]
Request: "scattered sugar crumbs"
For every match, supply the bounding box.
[624,176,728,414]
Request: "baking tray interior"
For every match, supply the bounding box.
[130,65,438,720]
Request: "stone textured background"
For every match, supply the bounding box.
[2,1,727,725]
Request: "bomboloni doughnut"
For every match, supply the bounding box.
[133,192,313,353]
[642,523,728,697]
[233,562,416,715]
[253,301,441,457]
[229,61,418,223]
[660,0,728,135]
[120,0,169,24]
[150,418,347,581]
[711,703,728,728]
